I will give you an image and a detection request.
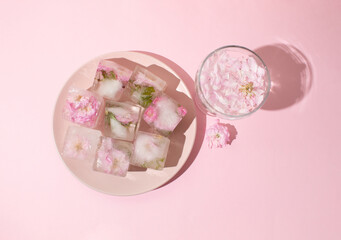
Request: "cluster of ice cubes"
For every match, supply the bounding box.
[61,59,187,176]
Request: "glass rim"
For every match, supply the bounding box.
[196,45,271,119]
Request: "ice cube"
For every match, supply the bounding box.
[91,60,132,101]
[103,101,142,141]
[62,126,101,161]
[128,66,167,107]
[131,131,170,170]
[63,87,104,128]
[93,137,133,177]
[143,94,187,135]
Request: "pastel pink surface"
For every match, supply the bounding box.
[1,1,340,240]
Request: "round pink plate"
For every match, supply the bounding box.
[53,51,197,196]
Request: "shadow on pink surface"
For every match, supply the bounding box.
[226,123,237,145]
[255,44,313,110]
[135,51,207,188]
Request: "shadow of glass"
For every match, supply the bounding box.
[254,44,313,110]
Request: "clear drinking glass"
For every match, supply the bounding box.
[195,45,271,120]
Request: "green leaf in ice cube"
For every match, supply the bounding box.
[106,111,131,127]
[109,71,117,79]
[139,86,155,107]
[140,95,153,108]
[101,70,117,80]
[142,86,155,95]
[155,158,165,170]
[101,70,108,79]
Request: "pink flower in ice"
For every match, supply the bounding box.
[95,137,130,176]
[97,62,111,72]
[115,113,136,124]
[152,96,162,105]
[118,75,130,83]
[96,137,114,173]
[133,72,160,90]
[177,106,187,117]
[134,72,150,86]
[64,92,101,127]
[143,106,158,124]
[111,148,130,177]
[101,137,113,152]
[206,119,230,148]
[63,135,90,159]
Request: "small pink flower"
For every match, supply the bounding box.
[111,148,130,176]
[64,91,101,127]
[118,75,130,83]
[64,135,90,159]
[95,137,130,176]
[152,96,162,105]
[134,72,149,86]
[97,62,111,72]
[177,106,187,117]
[133,72,161,90]
[143,106,158,123]
[115,113,135,124]
[96,137,114,173]
[206,119,230,148]
[101,137,113,152]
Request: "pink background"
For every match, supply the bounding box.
[1,0,340,239]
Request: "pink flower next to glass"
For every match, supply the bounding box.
[62,126,101,161]
[93,137,133,177]
[131,131,170,170]
[205,119,230,148]
[63,88,104,128]
[128,66,167,108]
[143,94,187,136]
[91,60,132,101]
[196,46,270,119]
[104,101,142,141]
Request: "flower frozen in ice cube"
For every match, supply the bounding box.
[103,101,142,141]
[131,132,170,170]
[128,66,167,107]
[62,126,101,161]
[63,88,103,128]
[91,60,132,101]
[94,137,132,177]
[143,94,187,135]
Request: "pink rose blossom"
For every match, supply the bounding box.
[143,106,158,124]
[206,119,230,148]
[177,106,187,117]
